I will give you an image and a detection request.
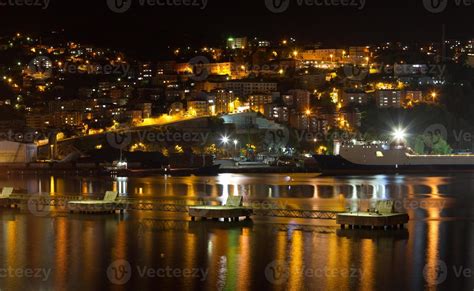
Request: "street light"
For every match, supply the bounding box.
[221,135,229,145]
[392,128,407,143]
[233,139,239,157]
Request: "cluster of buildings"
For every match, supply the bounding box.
[1,32,472,158]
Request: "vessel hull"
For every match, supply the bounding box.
[313,154,474,175]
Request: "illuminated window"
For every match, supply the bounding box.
[376,151,384,158]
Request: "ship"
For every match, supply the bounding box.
[313,141,474,175]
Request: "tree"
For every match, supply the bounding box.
[413,133,452,155]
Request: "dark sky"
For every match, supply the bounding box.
[0,0,472,57]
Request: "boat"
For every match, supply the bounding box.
[105,150,129,175]
[110,164,221,177]
[313,141,474,175]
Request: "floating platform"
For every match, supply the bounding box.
[336,212,409,229]
[188,206,252,221]
[188,196,253,221]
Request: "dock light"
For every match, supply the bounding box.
[392,128,407,142]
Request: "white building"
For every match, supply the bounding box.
[376,90,403,108]
[223,81,277,98]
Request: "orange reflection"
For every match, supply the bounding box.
[359,239,375,291]
[288,231,304,289]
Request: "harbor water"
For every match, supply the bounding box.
[0,173,473,290]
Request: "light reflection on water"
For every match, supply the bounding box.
[0,173,473,289]
[0,173,466,216]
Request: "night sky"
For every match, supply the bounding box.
[0,0,472,56]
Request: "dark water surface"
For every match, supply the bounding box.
[0,173,473,290]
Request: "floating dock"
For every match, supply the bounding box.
[188,206,253,221]
[336,212,409,229]
[188,196,253,221]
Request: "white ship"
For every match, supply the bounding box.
[314,141,474,174]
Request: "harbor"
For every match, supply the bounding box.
[0,172,472,289]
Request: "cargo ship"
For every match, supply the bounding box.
[313,141,474,175]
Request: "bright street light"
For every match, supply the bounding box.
[221,135,229,145]
[392,128,407,142]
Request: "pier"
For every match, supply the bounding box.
[8,194,342,219]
